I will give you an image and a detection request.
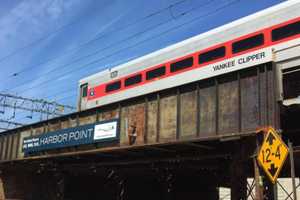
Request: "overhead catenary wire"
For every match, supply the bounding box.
[2,0,240,108]
[0,119,24,132]
[0,93,75,120]
[3,91,78,129]
[0,87,78,125]
[1,0,225,130]
[0,90,77,121]
[0,15,85,68]
[2,0,213,93]
[0,0,193,128]
[3,0,219,94]
[1,0,239,121]
[0,0,253,130]
[27,0,284,105]
[2,0,189,81]
[1,0,237,128]
[0,93,75,109]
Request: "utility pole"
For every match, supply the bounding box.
[0,93,75,131]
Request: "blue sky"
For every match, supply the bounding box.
[0,0,285,127]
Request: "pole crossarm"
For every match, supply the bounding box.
[0,93,75,110]
[0,102,62,115]
[0,92,75,116]
[0,119,25,127]
[0,92,76,132]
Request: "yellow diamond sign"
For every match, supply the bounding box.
[257,127,289,184]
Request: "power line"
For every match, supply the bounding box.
[0,87,78,127]
[2,0,242,130]
[0,93,76,125]
[4,0,241,114]
[11,0,239,97]
[0,15,84,67]
[0,0,192,123]
[0,93,75,109]
[55,93,77,102]
[0,118,26,132]
[0,119,24,127]
[1,0,285,131]
[4,0,217,94]
[2,0,189,83]
[1,0,194,92]
[45,87,77,100]
[30,0,283,105]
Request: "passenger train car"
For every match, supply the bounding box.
[78,0,300,111]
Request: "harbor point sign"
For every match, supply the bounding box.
[22,119,119,153]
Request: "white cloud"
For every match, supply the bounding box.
[46,0,64,19]
[0,0,82,57]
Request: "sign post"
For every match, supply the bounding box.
[257,127,289,184]
[288,141,297,200]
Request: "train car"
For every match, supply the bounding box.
[78,0,300,111]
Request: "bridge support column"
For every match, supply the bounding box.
[0,171,29,200]
[230,144,248,200]
[30,171,65,200]
[0,169,65,200]
[0,176,5,200]
[230,161,247,200]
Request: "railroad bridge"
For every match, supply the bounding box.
[1,63,300,199]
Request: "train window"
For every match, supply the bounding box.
[106,81,121,92]
[272,20,300,41]
[198,46,226,64]
[81,84,88,98]
[146,66,166,80]
[170,57,193,72]
[232,34,264,54]
[125,74,142,87]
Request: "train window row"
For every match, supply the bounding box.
[125,74,142,87]
[146,66,166,80]
[170,57,193,72]
[100,19,300,95]
[104,35,264,93]
[106,81,121,92]
[199,46,225,64]
[232,34,264,54]
[272,20,300,41]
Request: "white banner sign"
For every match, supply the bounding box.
[94,121,118,140]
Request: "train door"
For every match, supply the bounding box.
[78,83,88,111]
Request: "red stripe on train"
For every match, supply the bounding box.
[87,16,300,101]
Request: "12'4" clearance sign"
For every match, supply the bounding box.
[257,127,289,184]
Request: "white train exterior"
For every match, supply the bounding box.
[78,0,300,111]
